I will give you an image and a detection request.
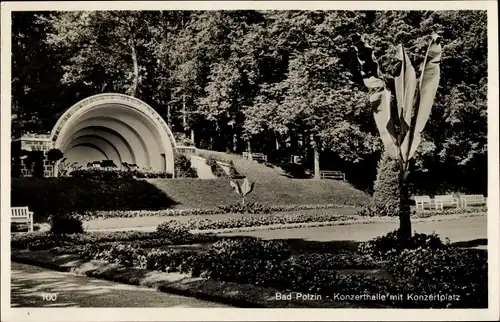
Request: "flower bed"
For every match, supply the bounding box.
[11,229,217,251]
[357,204,487,218]
[157,213,356,231]
[70,167,172,179]
[412,206,487,218]
[87,203,358,219]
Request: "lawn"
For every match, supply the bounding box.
[146,148,369,208]
[147,177,369,209]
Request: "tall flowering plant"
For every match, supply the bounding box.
[351,33,442,240]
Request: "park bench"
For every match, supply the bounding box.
[320,170,346,181]
[414,195,434,210]
[460,194,487,207]
[176,146,197,154]
[242,152,268,163]
[434,195,459,210]
[11,207,34,232]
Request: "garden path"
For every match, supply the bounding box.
[219,214,487,246]
[189,155,216,179]
[10,262,232,308]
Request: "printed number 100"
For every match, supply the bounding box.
[41,293,58,301]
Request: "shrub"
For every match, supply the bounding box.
[156,220,192,242]
[387,247,487,308]
[290,252,383,270]
[358,229,449,258]
[174,154,198,178]
[372,153,400,215]
[357,203,399,217]
[228,160,243,179]
[205,156,218,172]
[208,237,291,261]
[49,213,84,234]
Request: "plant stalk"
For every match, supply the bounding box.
[398,164,412,242]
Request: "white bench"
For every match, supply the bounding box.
[320,170,346,181]
[11,207,34,232]
[434,195,459,210]
[242,152,268,162]
[460,194,487,207]
[414,195,434,210]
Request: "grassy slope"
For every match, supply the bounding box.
[148,149,370,209]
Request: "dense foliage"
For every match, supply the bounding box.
[371,153,400,215]
[358,229,449,258]
[11,10,487,194]
[174,154,198,178]
[48,213,84,234]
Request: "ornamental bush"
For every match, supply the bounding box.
[49,213,84,234]
[205,156,218,172]
[174,154,198,178]
[372,152,400,216]
[156,220,192,242]
[228,160,243,179]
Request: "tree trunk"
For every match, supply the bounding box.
[129,40,139,97]
[182,94,187,132]
[398,166,412,241]
[232,131,238,153]
[312,136,321,180]
[167,104,172,126]
[247,139,253,161]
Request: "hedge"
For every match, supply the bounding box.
[11,177,178,222]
